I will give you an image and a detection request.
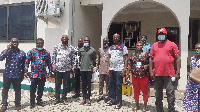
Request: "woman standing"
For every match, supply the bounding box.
[127,41,149,112]
[183,43,200,111]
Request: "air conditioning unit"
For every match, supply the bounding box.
[35,0,63,17]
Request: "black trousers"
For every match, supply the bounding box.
[74,68,80,95]
[81,71,92,100]
[54,71,70,102]
[2,76,22,107]
[30,78,46,104]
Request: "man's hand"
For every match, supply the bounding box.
[30,50,34,54]
[144,65,148,70]
[24,73,29,78]
[7,43,11,50]
[150,72,155,80]
[52,67,57,73]
[106,69,109,75]
[71,69,75,73]
[175,73,180,81]
[121,70,126,77]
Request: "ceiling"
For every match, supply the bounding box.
[119,0,200,14]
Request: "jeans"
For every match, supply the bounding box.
[154,76,175,112]
[2,76,22,107]
[80,71,93,100]
[109,70,123,105]
[74,68,80,95]
[30,78,46,104]
[55,71,70,102]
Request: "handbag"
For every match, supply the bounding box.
[189,58,200,83]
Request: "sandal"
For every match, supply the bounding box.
[106,100,114,106]
[132,107,140,111]
[114,104,122,109]
[142,109,147,112]
[86,100,91,106]
[80,100,86,105]
[63,101,68,105]
[52,101,58,105]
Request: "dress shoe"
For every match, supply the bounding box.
[0,106,7,112]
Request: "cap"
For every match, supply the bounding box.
[158,28,167,34]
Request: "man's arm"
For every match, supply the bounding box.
[24,51,32,78]
[174,54,181,80]
[107,55,111,75]
[121,55,128,77]
[52,46,57,73]
[96,49,100,70]
[47,51,52,75]
[149,56,155,80]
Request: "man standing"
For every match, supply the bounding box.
[0,38,26,112]
[24,38,52,109]
[78,36,96,106]
[96,38,109,102]
[107,33,128,109]
[52,35,76,105]
[72,38,83,98]
[140,35,151,53]
[149,28,181,112]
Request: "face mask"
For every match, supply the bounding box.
[104,44,108,48]
[62,40,68,44]
[141,41,146,43]
[37,47,44,50]
[83,43,90,47]
[158,35,166,41]
[195,49,200,55]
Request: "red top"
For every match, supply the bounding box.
[149,40,180,77]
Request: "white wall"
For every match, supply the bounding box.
[100,0,189,90]
[74,0,102,50]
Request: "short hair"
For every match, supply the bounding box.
[136,41,143,45]
[36,38,44,42]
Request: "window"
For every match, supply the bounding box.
[189,19,200,49]
[0,3,36,41]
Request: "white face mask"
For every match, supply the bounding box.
[158,35,166,41]
[37,47,44,50]
[83,43,90,47]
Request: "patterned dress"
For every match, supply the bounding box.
[183,56,200,111]
[129,51,149,78]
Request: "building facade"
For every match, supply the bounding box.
[0,0,199,90]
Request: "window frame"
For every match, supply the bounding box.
[0,2,36,43]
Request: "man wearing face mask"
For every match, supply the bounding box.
[78,36,96,106]
[96,38,110,102]
[51,35,76,105]
[140,35,151,53]
[149,28,181,112]
[24,38,52,109]
[72,38,83,98]
[0,38,26,112]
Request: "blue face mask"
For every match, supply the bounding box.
[195,49,200,55]
[37,47,44,50]
[83,43,90,47]
[158,35,166,41]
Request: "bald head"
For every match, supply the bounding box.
[78,38,83,47]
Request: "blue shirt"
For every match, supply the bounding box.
[142,43,151,53]
[0,49,26,78]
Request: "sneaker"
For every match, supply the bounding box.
[30,104,35,109]
[0,106,7,112]
[16,106,21,111]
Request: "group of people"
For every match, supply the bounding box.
[0,27,190,112]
